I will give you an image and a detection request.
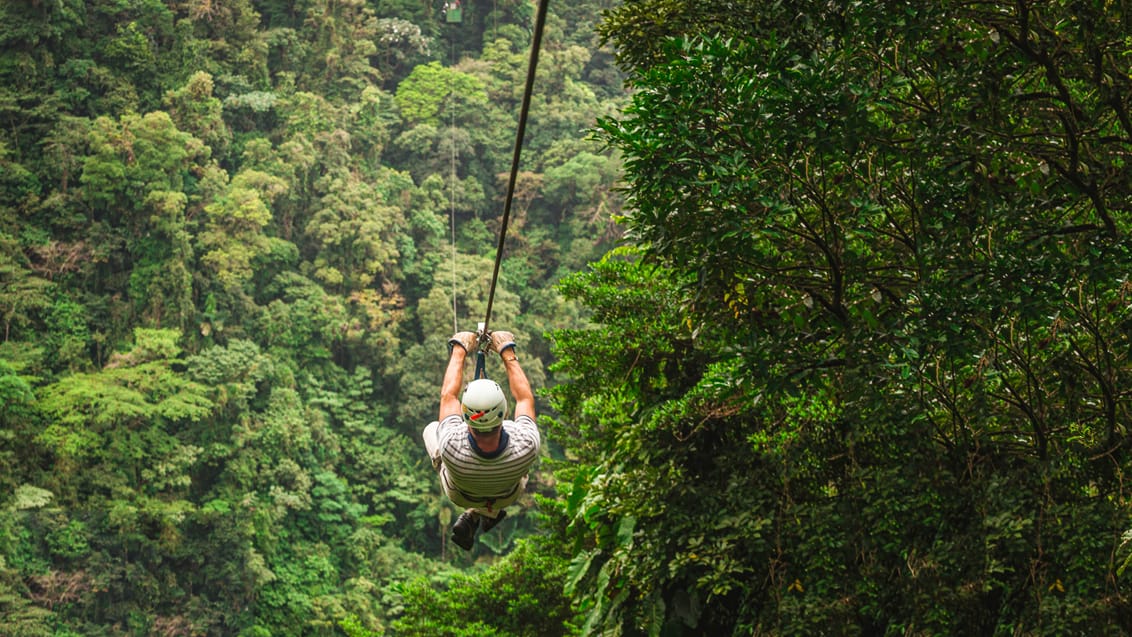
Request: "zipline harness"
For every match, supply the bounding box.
[447,0,551,379]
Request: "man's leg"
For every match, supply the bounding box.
[451,509,479,550]
[426,423,478,551]
[480,509,507,532]
[422,421,442,471]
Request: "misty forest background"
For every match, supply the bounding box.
[2,1,1132,636]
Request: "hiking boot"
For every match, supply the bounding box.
[451,510,479,550]
[480,510,507,533]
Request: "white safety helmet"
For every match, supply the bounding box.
[461,379,508,431]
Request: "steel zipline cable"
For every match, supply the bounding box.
[480,0,550,338]
[449,25,459,334]
[450,118,458,334]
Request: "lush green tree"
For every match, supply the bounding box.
[304,170,406,294]
[306,367,432,541]
[527,44,604,148]
[296,0,382,100]
[545,1,1132,634]
[27,328,214,629]
[395,61,488,127]
[179,0,269,90]
[346,85,397,171]
[394,537,581,636]
[209,381,335,633]
[237,136,317,242]
[396,173,451,300]
[43,294,92,373]
[199,168,282,292]
[532,148,623,275]
[163,71,232,163]
[0,142,43,226]
[372,17,433,88]
[0,0,83,155]
[0,234,52,343]
[0,359,40,495]
[256,272,350,370]
[0,486,60,637]
[184,338,276,458]
[36,328,211,498]
[80,110,211,340]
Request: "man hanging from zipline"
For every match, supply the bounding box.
[423,329,540,551]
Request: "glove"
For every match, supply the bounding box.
[489,330,516,355]
[448,331,477,354]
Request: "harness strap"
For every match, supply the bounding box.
[452,480,521,513]
[474,350,487,380]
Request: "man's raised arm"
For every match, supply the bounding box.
[490,330,534,421]
[440,331,477,420]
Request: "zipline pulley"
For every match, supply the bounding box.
[444,0,463,23]
[473,322,489,380]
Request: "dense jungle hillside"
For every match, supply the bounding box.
[5,1,1132,636]
[0,0,623,634]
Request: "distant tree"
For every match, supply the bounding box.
[397,173,451,300]
[31,328,213,628]
[0,358,40,494]
[80,111,211,339]
[199,168,282,293]
[346,85,397,171]
[373,17,432,87]
[395,61,488,126]
[304,169,405,295]
[179,0,269,89]
[0,234,52,343]
[297,0,382,100]
[163,71,232,163]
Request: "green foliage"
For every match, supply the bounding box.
[256,272,350,367]
[0,565,53,637]
[308,368,428,526]
[199,168,280,291]
[0,234,52,343]
[43,295,90,372]
[394,61,488,126]
[545,1,1132,635]
[0,359,34,415]
[295,0,382,99]
[163,71,231,162]
[0,361,43,498]
[393,537,581,636]
[305,171,405,293]
[373,18,432,83]
[36,328,211,489]
[79,109,212,339]
[81,110,208,212]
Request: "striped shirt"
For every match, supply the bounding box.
[437,413,540,499]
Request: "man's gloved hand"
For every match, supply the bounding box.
[448,331,477,354]
[489,330,516,355]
